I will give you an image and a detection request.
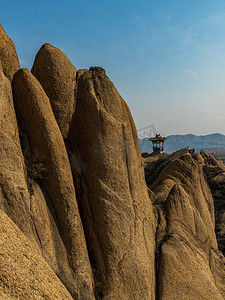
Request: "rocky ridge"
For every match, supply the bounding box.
[144,150,225,299]
[0,24,225,299]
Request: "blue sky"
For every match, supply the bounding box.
[2,0,225,136]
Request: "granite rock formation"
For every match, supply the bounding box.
[0,24,20,81]
[200,150,225,255]
[31,43,77,138]
[0,210,73,300]
[12,68,94,300]
[145,150,225,299]
[0,64,33,240]
[0,23,225,300]
[66,67,156,299]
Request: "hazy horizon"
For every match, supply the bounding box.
[2,0,225,136]
[138,132,225,139]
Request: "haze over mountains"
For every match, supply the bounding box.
[139,133,225,154]
[0,23,225,300]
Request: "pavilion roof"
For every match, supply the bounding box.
[149,134,167,141]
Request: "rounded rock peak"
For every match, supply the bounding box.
[31,43,77,138]
[89,66,106,73]
[39,43,56,51]
[0,23,20,81]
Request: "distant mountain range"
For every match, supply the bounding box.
[139,133,225,154]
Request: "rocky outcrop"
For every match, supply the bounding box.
[31,43,77,138]
[0,24,20,81]
[200,151,225,255]
[0,66,33,240]
[0,210,73,300]
[0,59,88,298]
[12,68,94,300]
[145,149,225,257]
[0,23,224,300]
[0,26,25,240]
[66,67,156,300]
[145,151,225,299]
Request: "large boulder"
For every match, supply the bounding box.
[0,210,73,300]
[66,67,156,300]
[31,43,77,138]
[12,68,94,300]
[0,23,20,81]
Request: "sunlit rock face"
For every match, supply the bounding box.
[0,64,33,240]
[145,151,225,299]
[31,43,77,138]
[0,23,225,300]
[66,66,156,300]
[0,210,74,300]
[0,23,20,81]
[12,68,94,300]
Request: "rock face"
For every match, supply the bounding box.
[0,24,20,81]
[31,43,77,138]
[66,67,156,300]
[200,151,225,255]
[145,151,225,299]
[0,23,225,300]
[0,210,73,300]
[12,68,94,300]
[0,65,34,240]
[0,27,26,240]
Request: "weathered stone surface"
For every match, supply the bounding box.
[0,56,78,296]
[0,60,89,298]
[67,67,156,300]
[146,152,225,299]
[0,25,225,299]
[145,149,225,256]
[0,23,20,81]
[0,210,73,300]
[0,66,33,239]
[29,182,83,298]
[12,68,94,300]
[200,150,225,255]
[31,43,77,138]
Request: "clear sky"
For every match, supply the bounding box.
[2,0,225,136]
